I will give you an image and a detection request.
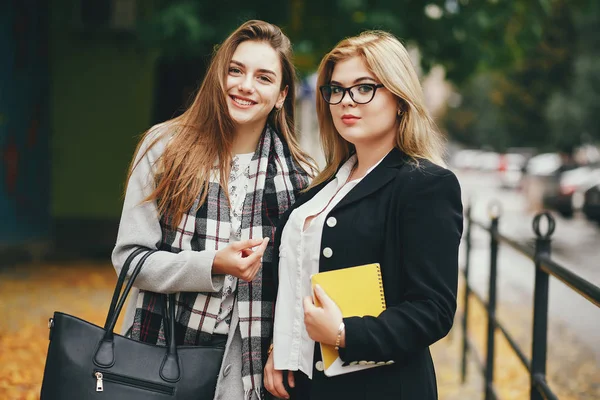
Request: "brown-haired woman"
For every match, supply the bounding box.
[112,20,314,400]
[264,31,463,399]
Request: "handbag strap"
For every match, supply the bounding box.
[104,249,158,339]
[94,249,181,381]
[104,247,147,330]
[158,293,180,382]
[94,249,159,369]
[161,294,175,344]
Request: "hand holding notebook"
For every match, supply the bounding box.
[310,263,387,376]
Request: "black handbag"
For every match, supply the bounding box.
[40,248,226,399]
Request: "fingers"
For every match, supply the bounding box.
[239,240,268,281]
[230,237,269,282]
[265,368,289,399]
[313,284,330,307]
[240,248,253,258]
[302,295,314,314]
[264,365,273,396]
[230,237,265,251]
[272,369,290,399]
[287,370,295,389]
[239,259,262,282]
[244,237,269,263]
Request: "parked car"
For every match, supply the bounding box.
[474,151,501,171]
[450,149,483,170]
[572,168,600,213]
[521,153,562,213]
[582,178,600,224]
[499,153,527,189]
[543,166,600,218]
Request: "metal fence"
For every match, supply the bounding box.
[460,203,600,400]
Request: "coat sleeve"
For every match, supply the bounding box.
[111,126,223,295]
[340,170,463,363]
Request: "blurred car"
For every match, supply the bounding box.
[571,168,600,213]
[525,153,562,176]
[582,177,600,224]
[521,153,562,212]
[450,149,482,170]
[543,166,600,218]
[499,153,527,189]
[473,151,501,171]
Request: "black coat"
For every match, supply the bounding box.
[271,148,463,400]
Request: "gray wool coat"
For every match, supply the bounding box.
[111,125,260,400]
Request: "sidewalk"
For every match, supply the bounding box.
[1,262,597,399]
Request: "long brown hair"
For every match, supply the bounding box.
[310,30,446,189]
[128,20,315,227]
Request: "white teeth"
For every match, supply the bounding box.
[233,97,253,106]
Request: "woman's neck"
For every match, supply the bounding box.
[232,121,267,154]
[352,141,394,179]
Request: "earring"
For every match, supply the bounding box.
[397,109,402,116]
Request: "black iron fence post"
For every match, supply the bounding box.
[461,204,472,383]
[485,203,502,400]
[459,201,599,399]
[530,212,556,400]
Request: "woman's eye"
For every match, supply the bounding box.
[229,67,242,74]
[259,75,272,83]
[357,85,374,93]
[331,86,343,94]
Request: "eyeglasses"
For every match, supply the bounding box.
[319,83,385,105]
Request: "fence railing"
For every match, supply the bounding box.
[460,203,600,400]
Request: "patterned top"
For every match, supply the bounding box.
[214,152,254,334]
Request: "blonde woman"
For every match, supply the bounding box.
[112,20,314,400]
[264,31,463,399]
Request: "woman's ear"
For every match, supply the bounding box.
[276,85,289,109]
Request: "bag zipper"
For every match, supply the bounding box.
[93,370,175,395]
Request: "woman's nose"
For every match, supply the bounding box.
[238,76,255,93]
[340,89,356,107]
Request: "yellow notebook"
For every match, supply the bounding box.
[310,263,386,376]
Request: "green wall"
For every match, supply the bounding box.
[50,5,157,219]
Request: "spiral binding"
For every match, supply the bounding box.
[376,264,387,309]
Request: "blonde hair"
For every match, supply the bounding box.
[128,20,315,228]
[311,30,446,188]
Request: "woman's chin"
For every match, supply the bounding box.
[229,109,252,125]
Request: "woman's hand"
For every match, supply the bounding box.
[264,351,294,399]
[212,237,269,281]
[303,284,344,346]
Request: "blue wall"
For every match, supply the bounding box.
[0,1,51,244]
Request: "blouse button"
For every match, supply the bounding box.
[315,361,324,371]
[326,217,337,227]
[322,247,333,258]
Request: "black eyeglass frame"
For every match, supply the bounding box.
[319,83,385,105]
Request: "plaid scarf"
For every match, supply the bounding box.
[130,125,309,398]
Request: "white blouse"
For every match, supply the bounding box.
[273,154,385,378]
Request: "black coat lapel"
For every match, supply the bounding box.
[332,148,408,212]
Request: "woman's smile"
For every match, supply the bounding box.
[230,94,257,108]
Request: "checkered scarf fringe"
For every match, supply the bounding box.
[130,126,309,397]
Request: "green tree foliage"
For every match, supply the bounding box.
[137,0,597,150]
[139,0,563,80]
[545,2,600,145]
[443,0,597,151]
